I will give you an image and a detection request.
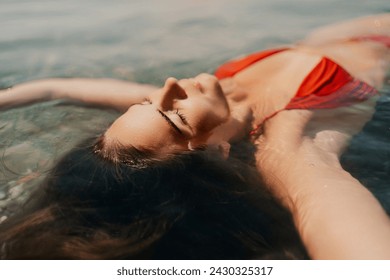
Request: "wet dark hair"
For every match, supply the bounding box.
[0,137,307,259]
[92,134,174,168]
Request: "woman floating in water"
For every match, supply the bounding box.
[0,14,390,259]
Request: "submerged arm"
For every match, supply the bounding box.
[0,78,157,111]
[255,110,390,259]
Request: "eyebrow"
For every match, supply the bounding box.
[157,109,184,135]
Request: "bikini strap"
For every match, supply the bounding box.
[215,48,289,79]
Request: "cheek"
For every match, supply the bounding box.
[187,100,211,121]
[193,109,220,132]
[203,96,228,119]
[182,99,226,133]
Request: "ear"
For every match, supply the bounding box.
[217,141,231,160]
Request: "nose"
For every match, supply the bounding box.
[156,77,187,109]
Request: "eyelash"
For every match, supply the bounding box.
[175,109,187,123]
[141,98,187,123]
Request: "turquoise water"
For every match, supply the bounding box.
[0,0,389,218]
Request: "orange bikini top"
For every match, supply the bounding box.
[214,47,378,135]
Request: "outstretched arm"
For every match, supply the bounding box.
[301,13,390,46]
[0,78,157,111]
[255,109,390,259]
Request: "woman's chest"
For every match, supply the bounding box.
[232,49,322,107]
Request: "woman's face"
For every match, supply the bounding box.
[105,73,230,154]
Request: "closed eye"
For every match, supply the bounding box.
[140,99,188,125]
[139,98,192,135]
[175,109,189,125]
[157,109,184,135]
